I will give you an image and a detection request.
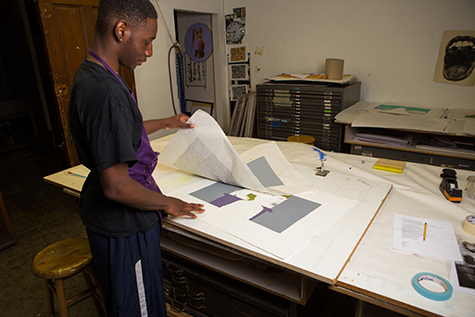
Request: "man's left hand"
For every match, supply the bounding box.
[165,113,194,130]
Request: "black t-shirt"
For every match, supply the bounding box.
[69,60,159,237]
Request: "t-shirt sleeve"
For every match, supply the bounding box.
[81,89,139,172]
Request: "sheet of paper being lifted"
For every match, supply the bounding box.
[159,110,313,195]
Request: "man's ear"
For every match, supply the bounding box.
[115,20,128,43]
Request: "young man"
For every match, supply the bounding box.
[68,0,205,315]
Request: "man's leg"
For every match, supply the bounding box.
[87,225,166,316]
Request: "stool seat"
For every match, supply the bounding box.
[287,135,315,145]
[32,238,92,279]
[32,238,104,317]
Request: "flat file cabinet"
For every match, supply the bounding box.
[256,81,361,152]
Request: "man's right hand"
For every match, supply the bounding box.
[162,196,204,218]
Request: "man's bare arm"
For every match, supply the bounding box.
[99,162,204,218]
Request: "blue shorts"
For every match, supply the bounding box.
[87,224,166,316]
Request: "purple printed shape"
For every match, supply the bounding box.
[249,206,273,221]
[209,193,242,207]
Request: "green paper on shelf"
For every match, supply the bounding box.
[373,158,406,173]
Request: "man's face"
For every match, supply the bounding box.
[120,18,158,70]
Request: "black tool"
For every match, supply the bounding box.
[439,168,462,203]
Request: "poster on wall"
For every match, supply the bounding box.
[433,30,475,86]
[184,23,213,63]
[185,54,206,87]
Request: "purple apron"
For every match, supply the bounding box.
[128,126,160,192]
[128,126,165,220]
[88,48,165,223]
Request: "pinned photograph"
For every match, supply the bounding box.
[228,45,248,63]
[230,84,248,101]
[229,64,249,80]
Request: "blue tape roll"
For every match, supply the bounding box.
[412,273,453,301]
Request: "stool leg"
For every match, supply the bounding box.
[54,279,69,317]
[82,269,105,316]
[87,263,103,299]
[44,280,55,317]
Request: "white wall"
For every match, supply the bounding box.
[224,0,475,108]
[136,0,475,139]
[135,0,226,140]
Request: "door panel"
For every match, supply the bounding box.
[37,0,135,166]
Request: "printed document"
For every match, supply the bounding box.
[393,213,462,262]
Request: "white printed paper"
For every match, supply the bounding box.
[392,213,463,262]
[450,262,475,296]
[158,172,358,259]
[450,239,475,296]
[159,110,312,195]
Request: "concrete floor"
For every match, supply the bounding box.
[0,148,97,317]
[0,147,390,317]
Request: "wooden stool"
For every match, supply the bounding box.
[32,238,105,317]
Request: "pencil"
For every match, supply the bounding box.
[423,222,427,241]
[68,171,87,178]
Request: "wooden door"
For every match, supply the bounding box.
[0,189,15,251]
[36,0,136,167]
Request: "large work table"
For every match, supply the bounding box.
[44,134,475,317]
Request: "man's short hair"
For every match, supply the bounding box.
[95,0,158,37]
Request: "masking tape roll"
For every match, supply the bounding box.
[463,215,475,236]
[412,273,452,301]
